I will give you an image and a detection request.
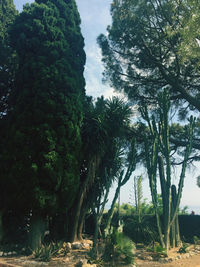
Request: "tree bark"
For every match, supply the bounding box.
[28,213,46,250]
[93,183,110,258]
[0,211,4,244]
[158,156,171,251]
[69,191,84,242]
[69,156,101,242]
[104,175,122,237]
[77,199,89,240]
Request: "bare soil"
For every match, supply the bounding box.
[0,242,200,267]
[136,254,200,267]
[136,246,200,267]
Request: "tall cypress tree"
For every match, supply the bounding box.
[0,0,17,243]
[0,0,17,115]
[1,0,85,247]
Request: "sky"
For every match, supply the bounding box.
[13,0,200,214]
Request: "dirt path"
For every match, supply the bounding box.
[136,253,200,267]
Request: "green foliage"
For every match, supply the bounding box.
[123,216,158,244]
[0,0,17,115]
[81,96,134,231]
[133,175,143,221]
[1,0,85,215]
[178,243,189,254]
[103,229,135,264]
[33,242,63,262]
[119,203,135,216]
[87,248,104,266]
[179,206,189,215]
[98,0,200,112]
[177,0,200,64]
[193,236,200,245]
[147,243,167,258]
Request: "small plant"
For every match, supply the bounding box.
[178,243,188,254]
[32,242,63,262]
[123,216,158,244]
[147,242,167,258]
[103,228,135,265]
[57,242,70,256]
[87,247,104,266]
[193,236,200,246]
[33,245,52,261]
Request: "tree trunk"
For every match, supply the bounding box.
[0,211,4,244]
[69,191,84,242]
[158,155,170,251]
[175,215,181,246]
[92,184,110,259]
[164,226,170,252]
[77,201,88,240]
[93,213,99,254]
[155,211,165,248]
[171,185,181,247]
[104,178,121,237]
[69,156,100,242]
[49,213,67,241]
[28,213,46,250]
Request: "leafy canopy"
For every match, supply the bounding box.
[98,0,200,111]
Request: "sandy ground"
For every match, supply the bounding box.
[136,254,200,267]
[0,243,200,266]
[135,245,200,267]
[1,253,200,267]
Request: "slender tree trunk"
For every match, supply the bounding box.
[164,226,170,252]
[104,177,122,237]
[77,201,88,240]
[69,191,85,242]
[69,156,100,242]
[171,185,181,247]
[170,220,175,248]
[93,213,99,254]
[175,215,181,247]
[158,156,170,251]
[0,211,4,244]
[28,213,46,250]
[170,185,175,248]
[155,211,165,248]
[93,184,110,258]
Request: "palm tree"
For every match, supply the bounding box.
[69,96,133,242]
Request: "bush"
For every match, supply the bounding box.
[33,242,64,262]
[178,243,189,254]
[104,229,135,264]
[123,216,158,244]
[147,243,167,258]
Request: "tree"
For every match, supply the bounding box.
[69,96,133,242]
[141,91,195,252]
[0,0,17,115]
[104,139,136,237]
[1,0,85,249]
[98,0,200,112]
[0,0,17,244]
[177,0,200,63]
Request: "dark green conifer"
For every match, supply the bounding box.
[0,0,17,243]
[1,0,85,247]
[0,0,17,115]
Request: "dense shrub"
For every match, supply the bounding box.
[179,215,200,242]
[103,229,135,264]
[123,215,159,244]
